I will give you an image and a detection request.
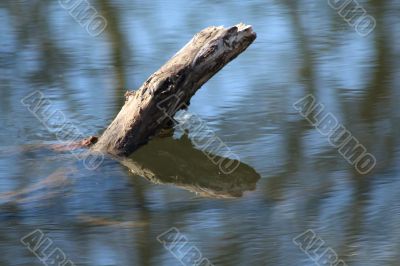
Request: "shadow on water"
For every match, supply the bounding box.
[0,134,261,207]
[122,135,261,198]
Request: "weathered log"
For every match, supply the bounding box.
[94,23,256,156]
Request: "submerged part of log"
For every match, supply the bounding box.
[94,23,256,156]
[119,135,260,198]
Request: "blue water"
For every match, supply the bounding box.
[0,0,399,265]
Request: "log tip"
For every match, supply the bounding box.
[225,23,256,42]
[236,22,252,31]
[236,23,256,38]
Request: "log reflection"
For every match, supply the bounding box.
[120,135,261,198]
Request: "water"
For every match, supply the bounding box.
[0,0,399,265]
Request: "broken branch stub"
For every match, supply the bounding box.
[94,23,257,156]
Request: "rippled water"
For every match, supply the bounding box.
[0,1,399,265]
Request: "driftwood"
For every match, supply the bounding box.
[3,24,259,200]
[94,23,256,156]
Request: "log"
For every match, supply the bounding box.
[94,23,256,156]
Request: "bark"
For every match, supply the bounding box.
[94,23,256,156]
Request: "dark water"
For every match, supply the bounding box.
[0,0,399,265]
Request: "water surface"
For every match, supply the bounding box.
[0,1,399,265]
